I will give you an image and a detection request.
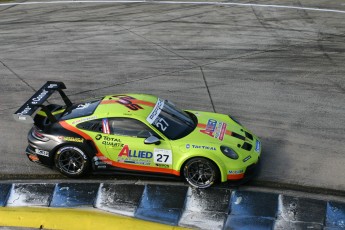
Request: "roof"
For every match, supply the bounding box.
[94,94,159,119]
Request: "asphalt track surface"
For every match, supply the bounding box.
[0,0,344,192]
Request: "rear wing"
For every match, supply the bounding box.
[13,81,72,124]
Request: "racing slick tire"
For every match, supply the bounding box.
[183,157,219,189]
[54,145,90,178]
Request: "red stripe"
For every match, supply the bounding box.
[59,121,180,176]
[227,173,244,180]
[112,162,180,176]
[133,100,155,107]
[100,99,155,107]
[197,123,206,128]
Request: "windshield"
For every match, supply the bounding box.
[60,99,101,120]
[146,98,196,140]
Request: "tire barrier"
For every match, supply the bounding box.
[1,183,345,229]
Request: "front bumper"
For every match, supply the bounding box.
[226,158,260,184]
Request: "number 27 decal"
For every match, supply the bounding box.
[154,148,172,165]
[155,118,169,131]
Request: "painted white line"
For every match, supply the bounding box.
[0,0,345,14]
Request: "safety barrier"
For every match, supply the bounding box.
[1,183,345,229]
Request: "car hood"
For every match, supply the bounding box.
[182,110,249,149]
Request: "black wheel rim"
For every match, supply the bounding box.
[58,149,84,175]
[186,160,215,188]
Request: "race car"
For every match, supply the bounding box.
[13,81,261,188]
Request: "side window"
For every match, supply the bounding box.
[108,118,156,138]
[76,119,103,133]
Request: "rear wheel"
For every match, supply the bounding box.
[183,157,219,189]
[55,146,89,178]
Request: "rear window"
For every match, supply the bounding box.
[60,99,101,120]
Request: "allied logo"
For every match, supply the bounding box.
[200,119,227,141]
[118,145,153,159]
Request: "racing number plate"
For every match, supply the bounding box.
[153,148,172,165]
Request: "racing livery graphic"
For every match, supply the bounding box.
[13,81,261,188]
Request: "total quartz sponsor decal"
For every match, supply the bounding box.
[118,145,153,165]
[200,119,227,141]
[95,134,124,147]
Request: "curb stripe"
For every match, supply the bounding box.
[0,207,185,230]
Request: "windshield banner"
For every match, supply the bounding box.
[146,98,165,124]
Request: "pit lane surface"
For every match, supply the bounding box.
[0,0,344,191]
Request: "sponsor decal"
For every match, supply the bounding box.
[191,144,217,151]
[228,169,244,175]
[113,95,143,111]
[95,134,102,140]
[146,98,164,124]
[117,145,152,166]
[156,164,170,168]
[47,83,58,89]
[31,89,48,105]
[119,145,153,158]
[71,116,98,124]
[35,148,49,157]
[243,155,252,162]
[200,119,227,141]
[58,136,84,143]
[154,148,172,165]
[186,144,190,149]
[92,157,108,168]
[76,102,91,110]
[96,134,123,147]
[18,105,32,115]
[255,140,261,153]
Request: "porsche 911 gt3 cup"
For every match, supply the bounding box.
[13,81,261,188]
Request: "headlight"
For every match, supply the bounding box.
[220,146,238,159]
[229,115,242,126]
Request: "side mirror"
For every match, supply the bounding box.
[144,136,160,145]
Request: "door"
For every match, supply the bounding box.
[104,117,173,172]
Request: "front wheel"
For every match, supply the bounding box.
[183,157,219,189]
[55,146,90,178]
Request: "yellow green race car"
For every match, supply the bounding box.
[13,81,261,188]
